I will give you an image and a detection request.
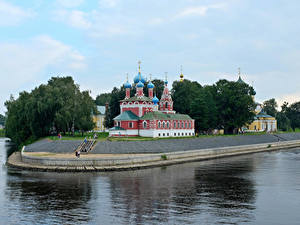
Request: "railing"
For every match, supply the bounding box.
[74,139,96,154]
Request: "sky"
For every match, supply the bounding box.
[1,0,300,114]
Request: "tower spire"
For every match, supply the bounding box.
[180,65,184,82]
[138,60,141,73]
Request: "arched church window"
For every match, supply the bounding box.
[178,122,180,128]
[143,121,147,128]
[158,121,161,128]
[163,122,165,128]
[174,122,176,128]
[167,122,169,128]
[165,102,168,109]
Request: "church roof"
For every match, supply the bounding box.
[120,95,152,102]
[256,110,274,118]
[109,126,125,131]
[237,76,246,84]
[97,106,106,115]
[113,110,139,121]
[140,111,192,120]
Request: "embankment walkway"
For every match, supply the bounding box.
[7,139,300,172]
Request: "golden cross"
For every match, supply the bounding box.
[138,60,141,72]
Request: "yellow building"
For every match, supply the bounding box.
[246,106,277,132]
[236,69,277,132]
[93,106,106,132]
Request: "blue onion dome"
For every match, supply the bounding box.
[152,95,159,104]
[134,72,146,84]
[124,81,132,88]
[147,81,154,89]
[136,80,144,88]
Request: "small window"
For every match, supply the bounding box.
[167,133,169,136]
[189,133,191,135]
[163,133,165,136]
[129,122,133,128]
[158,121,161,128]
[185,133,187,136]
[182,133,184,136]
[174,133,176,136]
[158,133,161,136]
[174,122,176,128]
[178,133,180,136]
[182,122,184,128]
[167,122,169,128]
[143,121,147,128]
[163,122,165,128]
[178,122,180,128]
[117,121,121,127]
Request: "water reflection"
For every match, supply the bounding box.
[2,137,300,225]
[5,170,95,224]
[106,156,257,224]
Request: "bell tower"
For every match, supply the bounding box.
[159,73,175,114]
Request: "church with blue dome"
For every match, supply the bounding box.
[109,62,195,138]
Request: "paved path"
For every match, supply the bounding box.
[24,133,300,154]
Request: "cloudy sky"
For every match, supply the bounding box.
[1,0,300,114]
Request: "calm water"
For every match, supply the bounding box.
[1,138,300,225]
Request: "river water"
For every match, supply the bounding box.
[1,138,300,225]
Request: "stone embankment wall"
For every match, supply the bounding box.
[9,140,300,171]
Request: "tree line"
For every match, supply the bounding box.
[0,114,5,126]
[98,78,257,134]
[5,77,96,145]
[263,98,300,131]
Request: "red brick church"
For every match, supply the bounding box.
[109,63,195,138]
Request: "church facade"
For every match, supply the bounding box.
[109,65,195,138]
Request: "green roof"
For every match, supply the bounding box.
[120,95,152,102]
[237,76,246,84]
[113,110,139,121]
[109,126,125,130]
[256,110,274,118]
[140,111,192,120]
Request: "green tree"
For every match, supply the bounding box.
[190,86,217,133]
[5,76,96,145]
[0,114,5,126]
[212,79,256,134]
[171,79,202,115]
[95,93,111,105]
[276,111,291,131]
[285,101,300,131]
[263,98,278,117]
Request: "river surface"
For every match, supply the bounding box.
[1,138,300,225]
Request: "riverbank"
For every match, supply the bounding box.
[7,139,300,172]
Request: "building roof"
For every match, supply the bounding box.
[256,110,274,118]
[237,76,246,84]
[97,106,106,115]
[140,111,193,120]
[109,126,125,131]
[113,110,139,121]
[120,95,152,102]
